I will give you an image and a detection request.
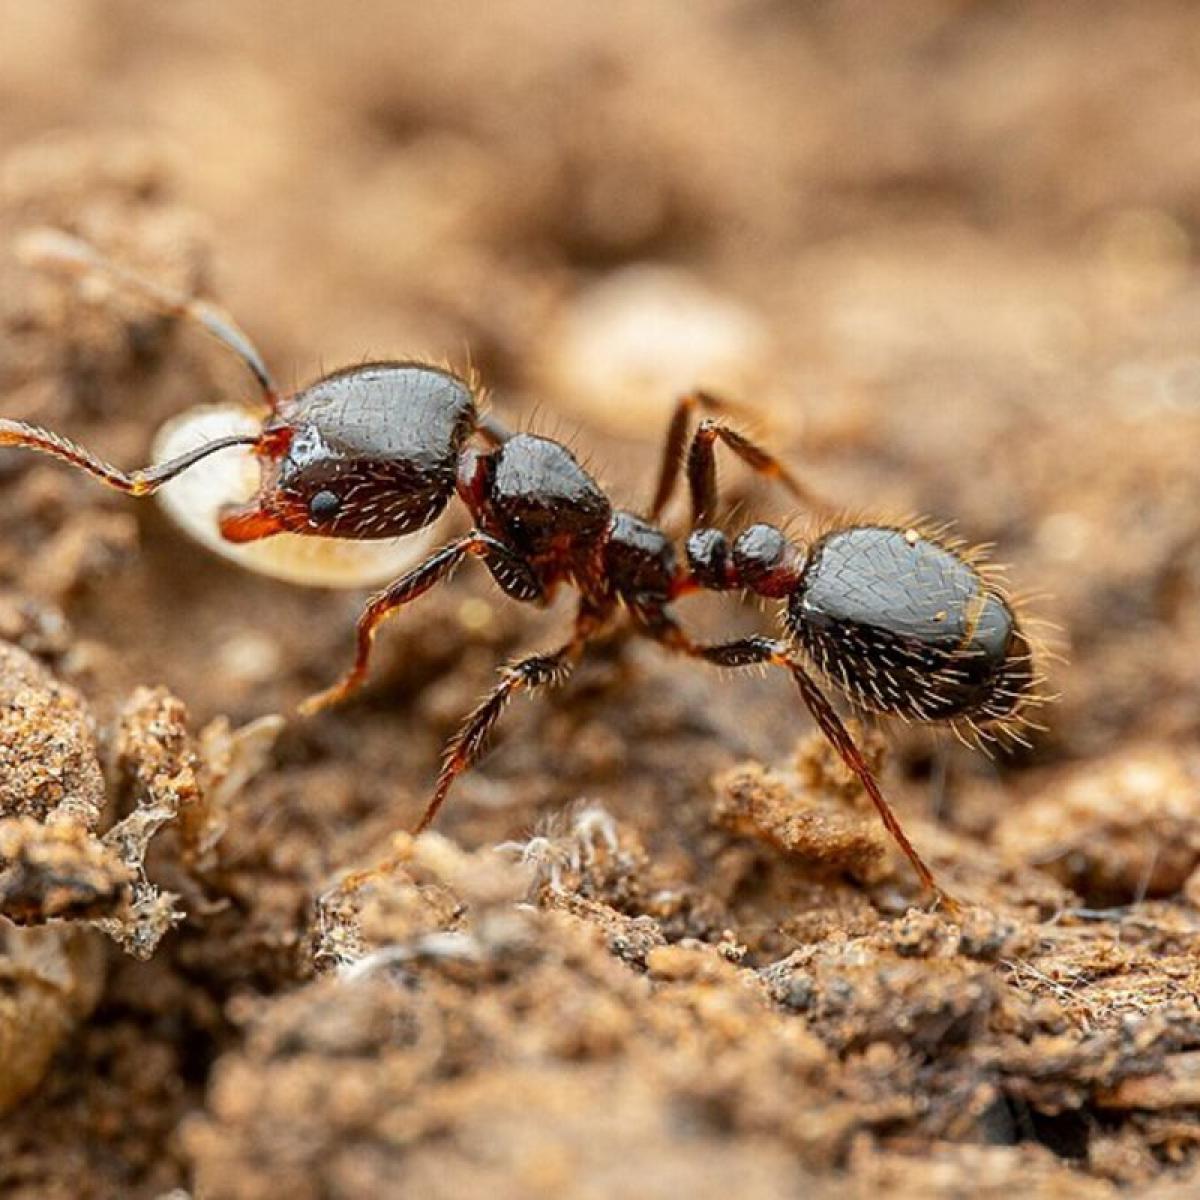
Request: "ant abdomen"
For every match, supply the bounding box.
[786,525,1035,732]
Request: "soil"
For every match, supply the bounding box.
[3,3,1200,1197]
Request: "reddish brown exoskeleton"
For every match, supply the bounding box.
[2,232,1046,906]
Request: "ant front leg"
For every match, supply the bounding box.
[414,606,602,833]
[647,619,954,909]
[298,532,544,715]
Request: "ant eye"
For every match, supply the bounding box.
[308,489,342,522]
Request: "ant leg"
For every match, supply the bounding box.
[649,390,751,520]
[298,532,543,716]
[16,227,279,409]
[332,609,600,898]
[0,420,259,495]
[776,654,951,908]
[648,390,824,523]
[414,609,600,833]
[686,418,828,526]
[647,617,951,906]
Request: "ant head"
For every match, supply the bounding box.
[686,523,806,597]
[219,363,477,543]
[8,234,474,546]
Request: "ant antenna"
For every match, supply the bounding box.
[16,228,280,410]
[0,420,260,495]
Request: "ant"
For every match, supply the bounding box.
[1,230,1044,907]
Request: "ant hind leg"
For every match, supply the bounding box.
[647,389,829,526]
[648,390,754,520]
[645,618,954,909]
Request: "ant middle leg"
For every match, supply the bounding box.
[331,605,602,898]
[644,617,951,907]
[413,606,602,833]
[298,532,544,715]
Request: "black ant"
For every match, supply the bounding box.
[1,230,1045,907]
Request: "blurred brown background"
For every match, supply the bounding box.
[5,4,1200,1198]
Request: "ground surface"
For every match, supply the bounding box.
[3,2,1200,1197]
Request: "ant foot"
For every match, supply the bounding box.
[297,679,357,717]
[329,849,409,902]
[929,887,964,918]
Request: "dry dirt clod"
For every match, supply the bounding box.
[0,641,110,1115]
[0,816,131,924]
[0,639,105,831]
[995,748,1200,905]
[705,729,897,883]
[0,924,104,1114]
[0,640,129,931]
[100,686,283,958]
[186,838,841,1199]
[0,649,279,955]
[0,637,285,1129]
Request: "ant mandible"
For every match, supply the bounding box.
[1,230,1044,907]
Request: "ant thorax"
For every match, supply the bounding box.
[481,435,611,560]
